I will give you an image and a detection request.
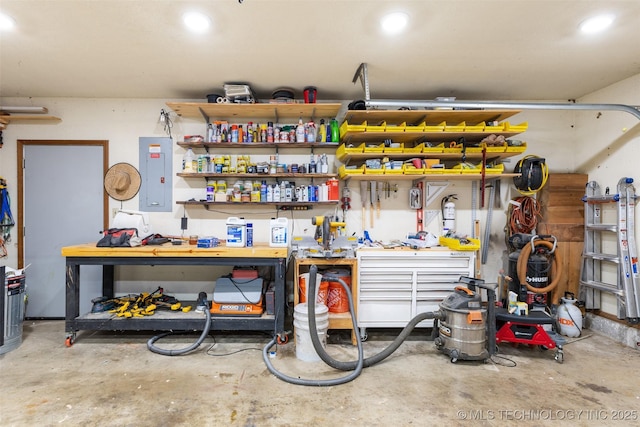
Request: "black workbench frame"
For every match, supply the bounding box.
[64,255,286,343]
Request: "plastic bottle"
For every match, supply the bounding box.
[330,118,340,143]
[238,125,244,143]
[246,223,253,247]
[266,184,274,202]
[317,119,327,142]
[183,148,195,172]
[260,180,267,202]
[326,121,333,142]
[309,153,317,173]
[306,120,316,143]
[273,183,281,202]
[279,181,286,202]
[320,153,329,173]
[296,118,306,143]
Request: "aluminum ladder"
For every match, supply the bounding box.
[579,178,640,323]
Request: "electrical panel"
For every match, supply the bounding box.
[139,137,172,212]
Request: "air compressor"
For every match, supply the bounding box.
[507,233,559,307]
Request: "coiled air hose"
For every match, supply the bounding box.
[147,292,212,356]
[263,265,442,386]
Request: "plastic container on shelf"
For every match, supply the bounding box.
[269,217,289,247]
[226,217,246,247]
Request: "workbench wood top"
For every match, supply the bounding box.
[61,243,287,258]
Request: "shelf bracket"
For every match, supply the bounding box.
[352,63,371,102]
[197,107,210,124]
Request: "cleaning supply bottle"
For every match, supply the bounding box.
[296,117,306,143]
[183,148,195,172]
[317,119,327,142]
[306,120,316,143]
[330,118,340,143]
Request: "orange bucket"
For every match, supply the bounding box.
[324,269,351,313]
[299,273,329,305]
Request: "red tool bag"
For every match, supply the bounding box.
[96,228,141,247]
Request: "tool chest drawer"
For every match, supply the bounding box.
[356,249,474,330]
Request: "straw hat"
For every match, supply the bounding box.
[104,163,141,201]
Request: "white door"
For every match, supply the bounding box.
[23,143,105,318]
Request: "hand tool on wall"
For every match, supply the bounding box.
[370,181,376,227]
[360,181,367,229]
[376,181,381,218]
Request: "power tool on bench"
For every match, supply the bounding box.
[292,215,358,258]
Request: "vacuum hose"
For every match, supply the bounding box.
[263,265,443,386]
[147,292,212,356]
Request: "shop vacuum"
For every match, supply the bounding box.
[263,269,498,386]
[433,277,498,363]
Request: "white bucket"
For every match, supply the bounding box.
[294,303,329,362]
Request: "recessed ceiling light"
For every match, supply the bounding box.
[579,14,615,34]
[381,12,408,35]
[183,11,211,33]
[0,12,16,31]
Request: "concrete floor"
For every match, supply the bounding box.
[1,321,639,427]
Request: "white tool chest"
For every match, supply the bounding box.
[356,249,475,338]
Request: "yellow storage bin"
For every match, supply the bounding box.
[403,165,425,175]
[338,165,365,179]
[504,121,529,132]
[422,142,444,153]
[465,145,484,154]
[339,120,367,138]
[485,122,505,132]
[482,142,507,153]
[384,165,405,174]
[384,143,404,153]
[444,121,466,132]
[424,121,446,132]
[424,166,445,174]
[443,143,463,153]
[464,122,486,132]
[403,143,425,153]
[336,143,364,158]
[505,141,527,153]
[485,163,505,174]
[385,122,406,132]
[439,236,481,251]
[363,143,385,153]
[405,122,426,132]
[366,121,386,132]
[364,166,385,174]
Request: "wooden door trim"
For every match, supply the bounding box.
[17,140,109,268]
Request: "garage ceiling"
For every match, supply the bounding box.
[1,0,639,103]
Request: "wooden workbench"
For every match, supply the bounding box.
[61,243,287,345]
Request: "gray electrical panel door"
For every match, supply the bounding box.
[139,137,172,212]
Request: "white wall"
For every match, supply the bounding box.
[574,74,640,315]
[2,85,637,309]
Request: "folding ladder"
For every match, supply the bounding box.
[579,178,640,323]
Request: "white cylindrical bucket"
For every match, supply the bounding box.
[294,303,329,362]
